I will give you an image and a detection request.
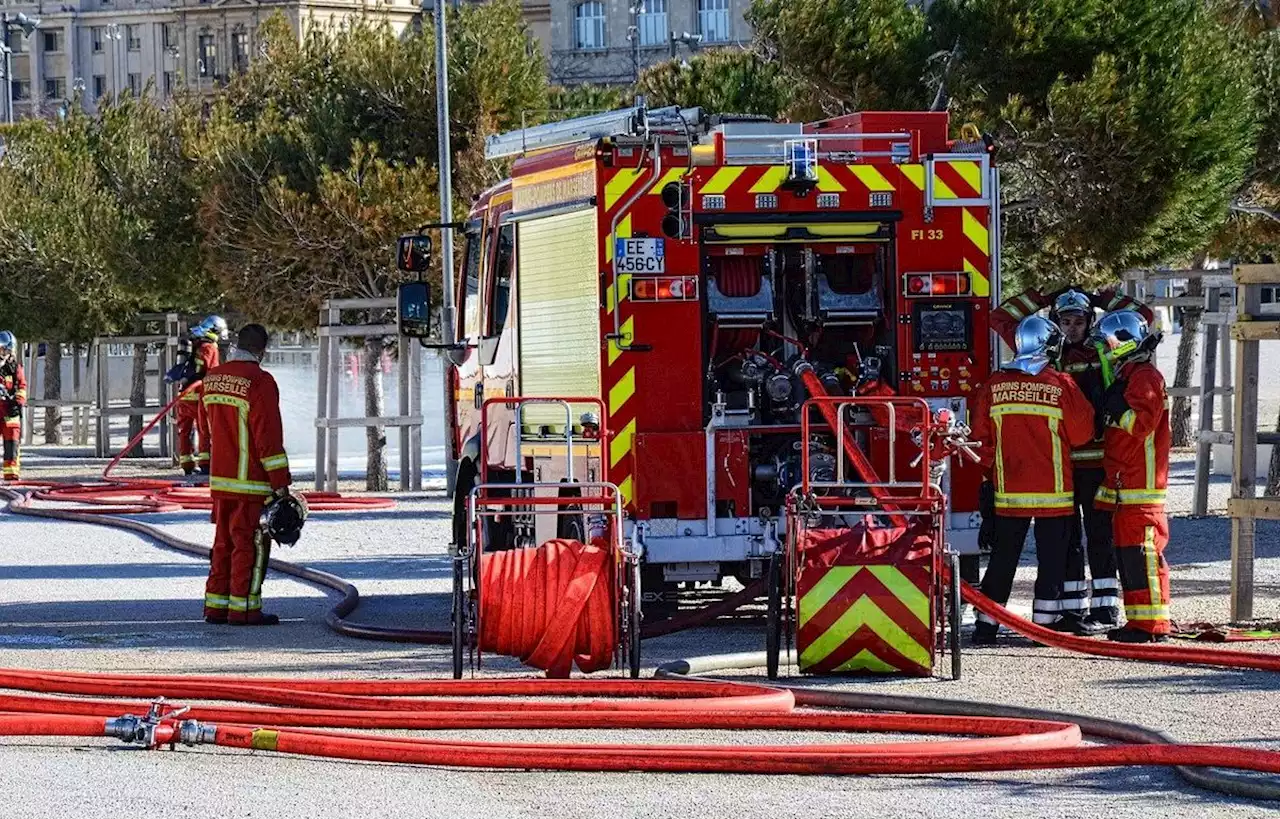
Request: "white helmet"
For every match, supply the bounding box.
[1004,315,1062,376]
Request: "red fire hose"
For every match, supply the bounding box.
[0,669,1278,784]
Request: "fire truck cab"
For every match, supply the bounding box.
[426,104,999,607]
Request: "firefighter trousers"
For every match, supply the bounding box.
[977,514,1071,628]
[205,497,272,624]
[2,413,20,480]
[1065,467,1119,614]
[1113,507,1171,635]
[174,399,209,474]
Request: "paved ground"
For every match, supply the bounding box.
[1,452,1278,817]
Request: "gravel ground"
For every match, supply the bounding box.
[1,450,1279,818]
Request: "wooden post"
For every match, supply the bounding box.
[325,305,341,494]
[398,333,411,492]
[1230,280,1262,622]
[315,310,330,492]
[1193,286,1220,517]
[22,341,37,446]
[95,339,108,458]
[1220,303,1233,434]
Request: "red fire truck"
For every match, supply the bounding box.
[406,103,1000,611]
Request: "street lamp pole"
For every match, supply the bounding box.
[428,0,458,492]
[2,14,14,125]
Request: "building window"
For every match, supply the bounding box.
[697,0,730,43]
[198,34,217,77]
[92,27,105,53]
[574,1,606,50]
[162,23,175,50]
[127,73,142,96]
[10,33,26,54]
[43,30,64,54]
[232,31,250,73]
[11,80,31,101]
[637,0,667,47]
[163,71,176,96]
[45,77,67,100]
[126,24,141,51]
[93,75,107,99]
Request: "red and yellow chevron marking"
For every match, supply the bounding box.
[960,207,991,298]
[797,563,935,676]
[598,166,665,508]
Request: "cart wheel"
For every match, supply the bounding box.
[628,558,642,679]
[766,550,783,680]
[451,555,466,680]
[948,552,962,681]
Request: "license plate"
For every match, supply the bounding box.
[615,238,665,274]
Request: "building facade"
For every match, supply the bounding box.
[547,0,751,86]
[1,0,420,121]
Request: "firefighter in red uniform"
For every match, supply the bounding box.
[991,285,1154,628]
[1091,310,1171,643]
[969,316,1096,645]
[199,324,291,625]
[168,316,227,476]
[0,332,26,482]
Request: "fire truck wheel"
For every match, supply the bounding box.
[555,484,586,542]
[766,551,783,680]
[452,460,516,554]
[640,564,678,621]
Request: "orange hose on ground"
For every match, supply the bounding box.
[1,669,1277,784]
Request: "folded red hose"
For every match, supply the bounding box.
[480,538,617,676]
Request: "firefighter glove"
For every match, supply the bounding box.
[1102,380,1130,424]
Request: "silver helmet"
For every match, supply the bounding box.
[1091,310,1158,362]
[1004,315,1062,376]
[1050,289,1093,323]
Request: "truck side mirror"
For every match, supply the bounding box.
[396,234,433,273]
[397,281,434,339]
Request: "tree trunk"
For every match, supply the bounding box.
[43,343,63,445]
[1170,271,1205,448]
[363,336,388,491]
[126,343,148,458]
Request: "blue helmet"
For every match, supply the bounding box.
[0,331,15,354]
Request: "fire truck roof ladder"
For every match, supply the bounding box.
[485,103,706,160]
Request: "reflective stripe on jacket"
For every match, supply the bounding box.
[970,367,1096,517]
[1096,360,1169,512]
[200,358,291,499]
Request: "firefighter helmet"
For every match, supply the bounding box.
[0,331,14,355]
[193,315,229,342]
[1049,289,1093,325]
[261,489,308,546]
[1004,315,1062,376]
[1091,310,1160,362]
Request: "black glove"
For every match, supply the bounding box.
[1102,380,1130,424]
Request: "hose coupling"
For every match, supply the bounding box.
[106,698,190,749]
[177,720,218,746]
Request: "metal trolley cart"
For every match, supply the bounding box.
[454,397,642,679]
[766,396,966,681]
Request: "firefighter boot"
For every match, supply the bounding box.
[1107,626,1168,644]
[229,612,280,626]
[1047,612,1111,637]
[1082,606,1120,630]
[971,621,999,646]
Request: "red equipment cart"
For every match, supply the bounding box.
[454,397,642,679]
[766,396,966,680]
